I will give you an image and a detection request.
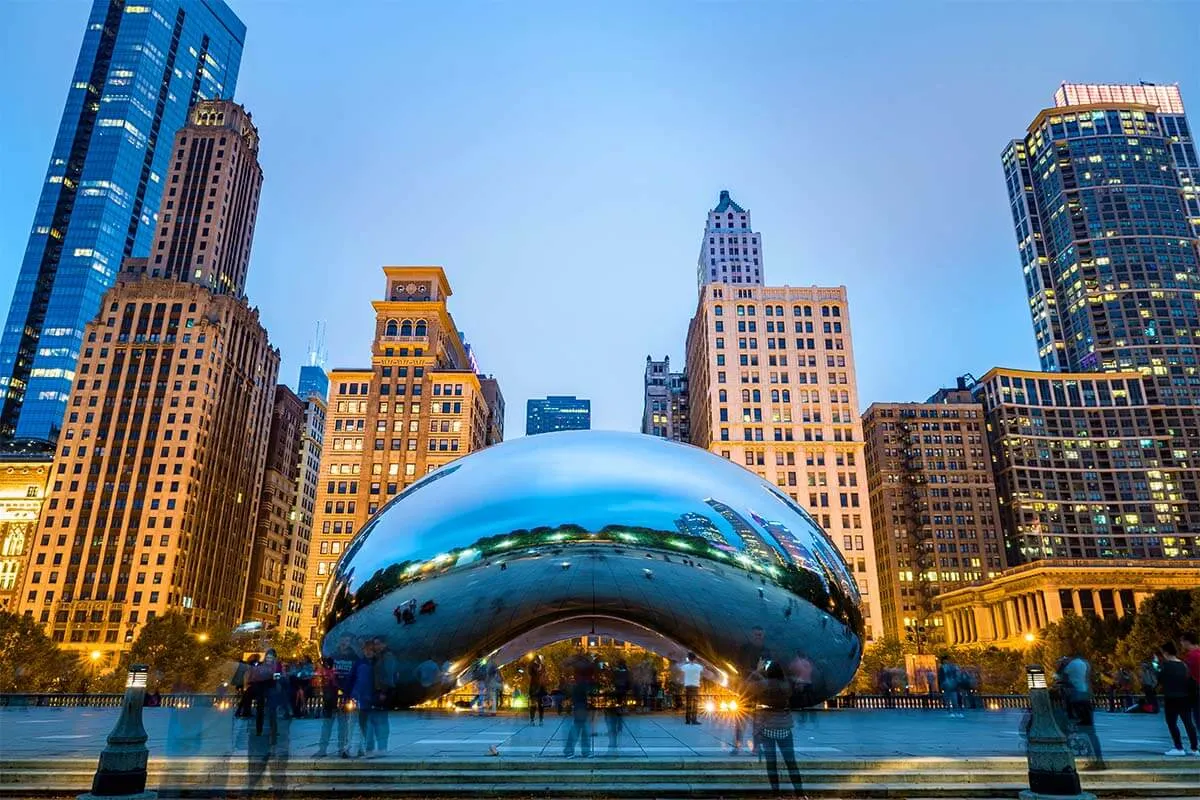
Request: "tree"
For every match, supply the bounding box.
[1029,612,1131,677]
[0,611,81,692]
[128,613,213,691]
[1117,588,1200,670]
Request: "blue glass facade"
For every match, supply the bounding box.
[525,395,591,436]
[0,0,244,443]
[298,364,330,402]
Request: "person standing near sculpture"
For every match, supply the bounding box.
[733,627,765,753]
[680,652,705,725]
[748,661,806,797]
[527,655,546,726]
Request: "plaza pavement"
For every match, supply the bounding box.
[0,705,1185,761]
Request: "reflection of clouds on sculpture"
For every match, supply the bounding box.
[321,431,863,707]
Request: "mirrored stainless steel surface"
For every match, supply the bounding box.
[321,430,863,705]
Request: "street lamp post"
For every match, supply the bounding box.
[1020,665,1093,800]
[77,664,156,800]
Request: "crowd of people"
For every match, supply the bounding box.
[228,635,418,759]
[1042,632,1200,765]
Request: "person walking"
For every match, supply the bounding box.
[527,655,546,726]
[938,655,962,717]
[1061,652,1106,770]
[1140,657,1161,713]
[606,659,630,752]
[370,637,397,756]
[562,651,594,758]
[1180,632,1200,732]
[350,640,377,757]
[316,639,357,758]
[248,649,280,737]
[680,652,705,725]
[1157,642,1199,756]
[417,657,441,719]
[233,655,254,718]
[748,661,806,798]
[733,627,765,753]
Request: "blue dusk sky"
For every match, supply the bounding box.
[1,1,1195,438]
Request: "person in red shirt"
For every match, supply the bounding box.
[1180,632,1200,732]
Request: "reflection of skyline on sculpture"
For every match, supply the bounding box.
[319,431,864,707]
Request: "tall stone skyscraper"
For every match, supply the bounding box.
[1001,83,1200,555]
[301,267,503,639]
[697,190,764,289]
[685,283,882,639]
[0,0,245,445]
[16,101,278,662]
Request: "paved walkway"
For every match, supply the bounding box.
[0,706,1181,761]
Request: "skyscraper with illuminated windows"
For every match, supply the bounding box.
[1001,82,1199,555]
[0,0,245,445]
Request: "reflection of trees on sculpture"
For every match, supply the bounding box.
[324,520,864,638]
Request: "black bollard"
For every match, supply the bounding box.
[1020,665,1094,800]
[78,664,156,800]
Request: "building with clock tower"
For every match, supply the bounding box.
[300,266,504,639]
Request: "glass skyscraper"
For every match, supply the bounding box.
[1003,83,1199,383]
[526,395,591,436]
[0,0,245,444]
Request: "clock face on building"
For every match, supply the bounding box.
[391,281,432,301]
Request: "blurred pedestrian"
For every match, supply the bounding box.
[749,661,806,797]
[1061,651,1106,770]
[527,655,546,726]
[1157,642,1198,756]
[316,638,357,758]
[1180,632,1200,732]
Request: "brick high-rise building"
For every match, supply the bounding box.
[301,267,503,639]
[244,386,304,628]
[15,101,278,662]
[641,356,689,442]
[685,282,882,639]
[862,381,1005,642]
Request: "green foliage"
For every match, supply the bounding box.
[128,613,213,691]
[0,611,81,692]
[1116,588,1200,669]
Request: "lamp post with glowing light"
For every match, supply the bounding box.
[1020,665,1093,800]
[77,664,156,800]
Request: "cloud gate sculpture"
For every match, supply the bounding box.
[320,430,864,706]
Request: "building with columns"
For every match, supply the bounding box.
[300,266,503,639]
[937,559,1200,647]
[0,450,53,611]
